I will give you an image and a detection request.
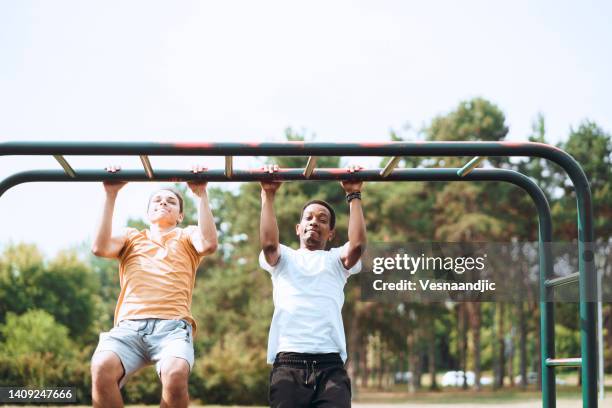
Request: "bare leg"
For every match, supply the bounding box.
[160,357,190,408]
[91,351,124,408]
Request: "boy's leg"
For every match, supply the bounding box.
[91,320,149,407]
[147,320,194,408]
[312,366,352,408]
[91,351,124,408]
[159,357,190,408]
[269,365,313,408]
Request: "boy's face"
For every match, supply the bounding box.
[296,203,335,250]
[147,190,184,227]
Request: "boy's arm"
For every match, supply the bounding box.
[92,180,128,258]
[187,181,219,256]
[340,165,367,270]
[260,165,282,266]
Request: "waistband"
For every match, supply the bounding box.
[273,352,343,368]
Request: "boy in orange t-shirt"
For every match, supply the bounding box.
[90,166,218,408]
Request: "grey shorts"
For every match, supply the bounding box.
[92,318,194,387]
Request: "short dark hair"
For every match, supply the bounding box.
[148,187,184,213]
[301,200,336,229]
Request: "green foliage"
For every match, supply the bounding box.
[0,243,45,320]
[0,245,100,341]
[553,120,612,239]
[427,98,509,142]
[191,334,269,405]
[88,254,120,330]
[554,323,580,362]
[0,310,73,358]
[122,367,162,404]
[426,98,509,171]
[192,262,272,351]
[33,251,101,341]
[0,352,90,394]
[434,183,505,241]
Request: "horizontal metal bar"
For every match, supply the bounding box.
[0,168,546,184]
[380,156,401,177]
[0,168,552,205]
[457,156,485,177]
[304,156,317,178]
[53,155,76,178]
[139,155,154,179]
[545,272,579,288]
[546,358,582,367]
[0,141,574,161]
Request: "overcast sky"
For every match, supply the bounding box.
[1,0,611,256]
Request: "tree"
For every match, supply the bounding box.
[0,310,74,358]
[0,244,100,341]
[33,250,101,341]
[426,97,510,390]
[0,243,45,321]
[554,120,612,240]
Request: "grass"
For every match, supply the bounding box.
[6,378,611,407]
[355,388,582,404]
[7,388,612,407]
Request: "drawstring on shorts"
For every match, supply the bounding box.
[303,360,318,387]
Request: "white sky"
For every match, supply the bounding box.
[1,0,611,256]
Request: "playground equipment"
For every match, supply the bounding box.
[0,141,600,408]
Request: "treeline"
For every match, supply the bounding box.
[0,98,610,404]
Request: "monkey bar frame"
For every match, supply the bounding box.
[0,141,599,407]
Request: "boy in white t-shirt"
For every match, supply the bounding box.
[259,164,366,408]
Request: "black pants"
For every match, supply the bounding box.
[269,352,351,408]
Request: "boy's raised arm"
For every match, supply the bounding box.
[187,180,218,256]
[260,165,282,266]
[340,165,366,269]
[92,180,128,258]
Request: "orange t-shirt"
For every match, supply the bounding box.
[114,226,204,337]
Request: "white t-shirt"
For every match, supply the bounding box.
[259,243,361,364]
